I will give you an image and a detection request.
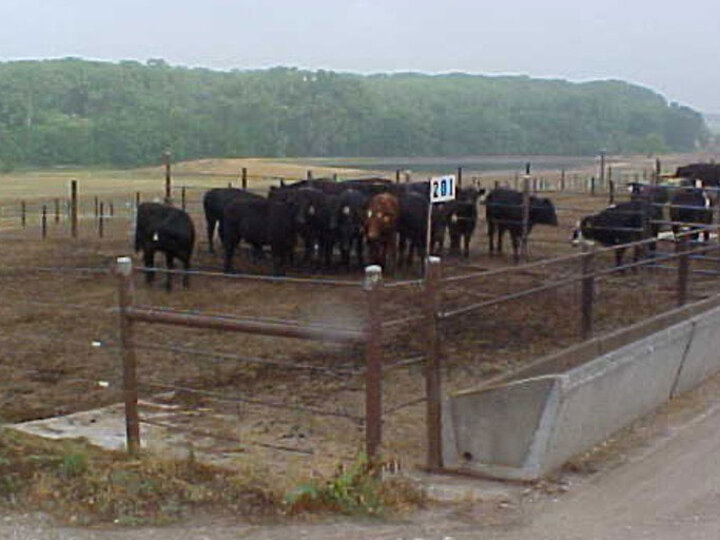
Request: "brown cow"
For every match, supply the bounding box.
[364,192,400,272]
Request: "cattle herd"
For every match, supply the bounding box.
[573,163,720,266]
[134,162,720,290]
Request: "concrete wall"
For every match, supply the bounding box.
[442,298,720,481]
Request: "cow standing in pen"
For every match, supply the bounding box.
[203,187,263,253]
[221,197,297,276]
[485,187,558,262]
[364,192,400,272]
[669,182,713,242]
[135,202,195,291]
[572,200,655,267]
[331,188,368,269]
[445,186,486,258]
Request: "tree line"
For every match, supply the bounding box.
[0,58,710,171]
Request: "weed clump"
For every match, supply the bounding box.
[283,455,425,517]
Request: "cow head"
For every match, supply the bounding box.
[531,197,558,226]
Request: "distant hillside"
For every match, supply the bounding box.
[0,58,711,169]
[704,113,720,135]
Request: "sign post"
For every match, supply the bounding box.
[427,175,456,268]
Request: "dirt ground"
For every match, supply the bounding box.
[2,152,720,492]
[6,360,720,539]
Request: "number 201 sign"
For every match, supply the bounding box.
[430,175,456,203]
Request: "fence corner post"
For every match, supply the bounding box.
[424,256,443,471]
[116,256,140,456]
[363,264,383,465]
[580,241,595,339]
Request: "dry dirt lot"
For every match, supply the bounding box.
[1,153,719,504]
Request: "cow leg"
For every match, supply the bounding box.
[388,234,397,275]
[449,232,460,256]
[206,217,216,253]
[418,241,427,275]
[510,232,520,264]
[487,222,495,254]
[497,227,505,254]
[463,233,471,258]
[356,237,365,268]
[143,248,155,284]
[632,246,640,274]
[323,238,333,269]
[397,236,407,268]
[407,239,415,268]
[223,242,236,274]
[165,253,174,292]
[182,256,191,288]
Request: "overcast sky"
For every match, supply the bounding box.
[1,0,718,113]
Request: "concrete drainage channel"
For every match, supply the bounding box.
[442,293,720,481]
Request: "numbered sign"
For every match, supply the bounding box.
[430,175,456,203]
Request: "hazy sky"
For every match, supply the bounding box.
[1,0,719,113]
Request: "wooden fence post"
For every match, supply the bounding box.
[521,175,530,263]
[424,256,443,470]
[364,265,383,464]
[609,180,615,205]
[20,201,26,228]
[135,191,140,210]
[242,167,248,190]
[395,169,401,183]
[94,196,99,219]
[54,198,60,224]
[181,186,186,211]
[116,256,141,456]
[581,242,595,339]
[163,150,172,203]
[41,205,47,239]
[590,176,596,196]
[457,167,463,189]
[98,202,104,238]
[307,170,313,181]
[560,169,565,191]
[70,180,78,239]
[677,236,690,307]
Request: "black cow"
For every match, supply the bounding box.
[627,182,667,252]
[485,188,558,262]
[270,186,334,268]
[203,187,263,253]
[135,202,195,291]
[572,200,653,267]
[340,178,394,197]
[675,163,720,187]
[628,182,669,205]
[397,191,446,272]
[221,198,296,275]
[331,188,368,268]
[669,185,713,242]
[445,187,486,258]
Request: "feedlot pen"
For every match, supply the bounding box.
[3,177,720,482]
